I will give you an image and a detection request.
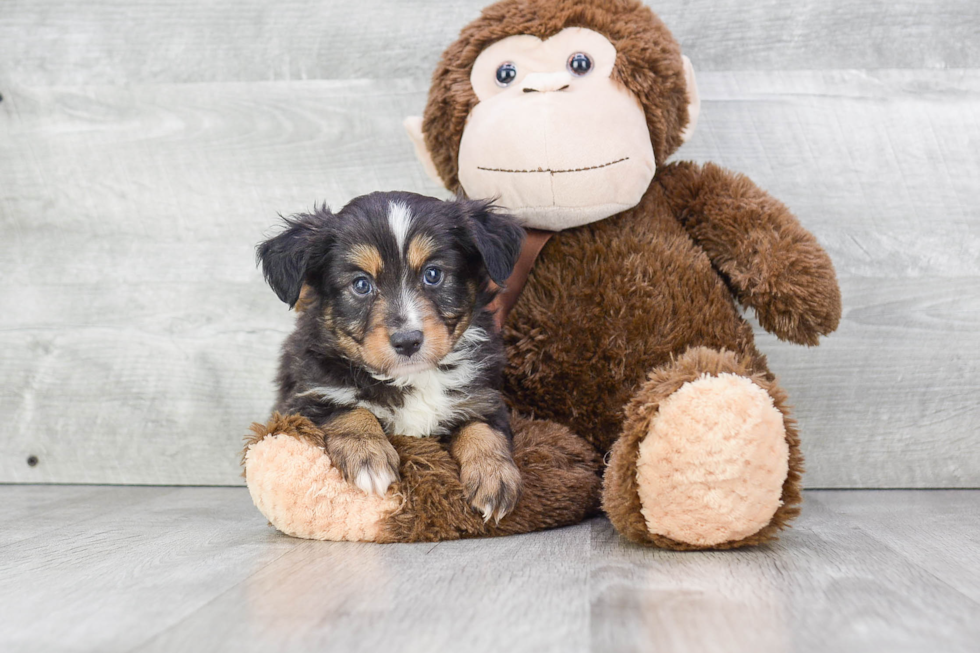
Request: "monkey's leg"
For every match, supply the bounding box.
[602,347,803,549]
[243,413,601,542]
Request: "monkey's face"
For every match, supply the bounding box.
[458,28,655,231]
[406,17,700,232]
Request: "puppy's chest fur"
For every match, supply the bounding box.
[297,327,501,438]
[371,363,483,437]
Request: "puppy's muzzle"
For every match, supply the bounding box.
[390,330,424,357]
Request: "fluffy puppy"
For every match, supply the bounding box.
[257,191,526,521]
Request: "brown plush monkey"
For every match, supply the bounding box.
[244,0,840,549]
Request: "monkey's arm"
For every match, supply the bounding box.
[658,161,842,345]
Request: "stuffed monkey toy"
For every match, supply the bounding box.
[244,0,841,549]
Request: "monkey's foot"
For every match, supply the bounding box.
[603,347,802,550]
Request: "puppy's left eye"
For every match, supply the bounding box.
[422,266,444,287]
[351,276,373,295]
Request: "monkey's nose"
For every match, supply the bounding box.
[390,330,424,357]
[521,71,573,94]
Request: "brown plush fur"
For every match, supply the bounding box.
[601,347,803,550]
[658,162,841,345]
[504,176,765,454]
[422,0,691,192]
[381,414,602,542]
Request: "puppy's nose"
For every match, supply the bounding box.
[390,330,424,357]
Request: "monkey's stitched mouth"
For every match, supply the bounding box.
[476,156,629,175]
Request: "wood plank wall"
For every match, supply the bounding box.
[1,1,977,486]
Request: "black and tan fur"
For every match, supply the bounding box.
[257,191,526,520]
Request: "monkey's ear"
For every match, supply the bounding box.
[404,116,445,188]
[680,55,700,144]
[463,200,526,287]
[256,210,334,308]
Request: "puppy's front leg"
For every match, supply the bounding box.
[450,422,521,523]
[322,408,400,496]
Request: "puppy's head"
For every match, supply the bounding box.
[257,192,525,377]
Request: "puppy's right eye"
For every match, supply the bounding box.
[351,277,373,296]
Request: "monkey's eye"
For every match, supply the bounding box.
[567,52,593,76]
[495,62,517,87]
[422,266,444,287]
[351,276,373,296]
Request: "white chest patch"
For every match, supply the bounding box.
[388,368,461,437]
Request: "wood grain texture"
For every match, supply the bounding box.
[2,69,977,486]
[590,492,980,653]
[815,490,980,604]
[0,484,174,547]
[0,487,977,652]
[0,486,298,653]
[1,0,977,87]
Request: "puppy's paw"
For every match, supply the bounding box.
[353,463,399,496]
[327,436,400,497]
[459,455,522,523]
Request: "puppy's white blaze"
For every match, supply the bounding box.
[401,284,423,330]
[354,466,396,496]
[387,201,412,253]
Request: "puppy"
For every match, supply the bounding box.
[257,191,526,521]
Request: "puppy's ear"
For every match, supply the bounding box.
[256,207,335,308]
[463,200,526,286]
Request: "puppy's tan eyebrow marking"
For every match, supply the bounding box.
[407,234,437,270]
[348,244,384,277]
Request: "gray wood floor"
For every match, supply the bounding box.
[0,486,977,653]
